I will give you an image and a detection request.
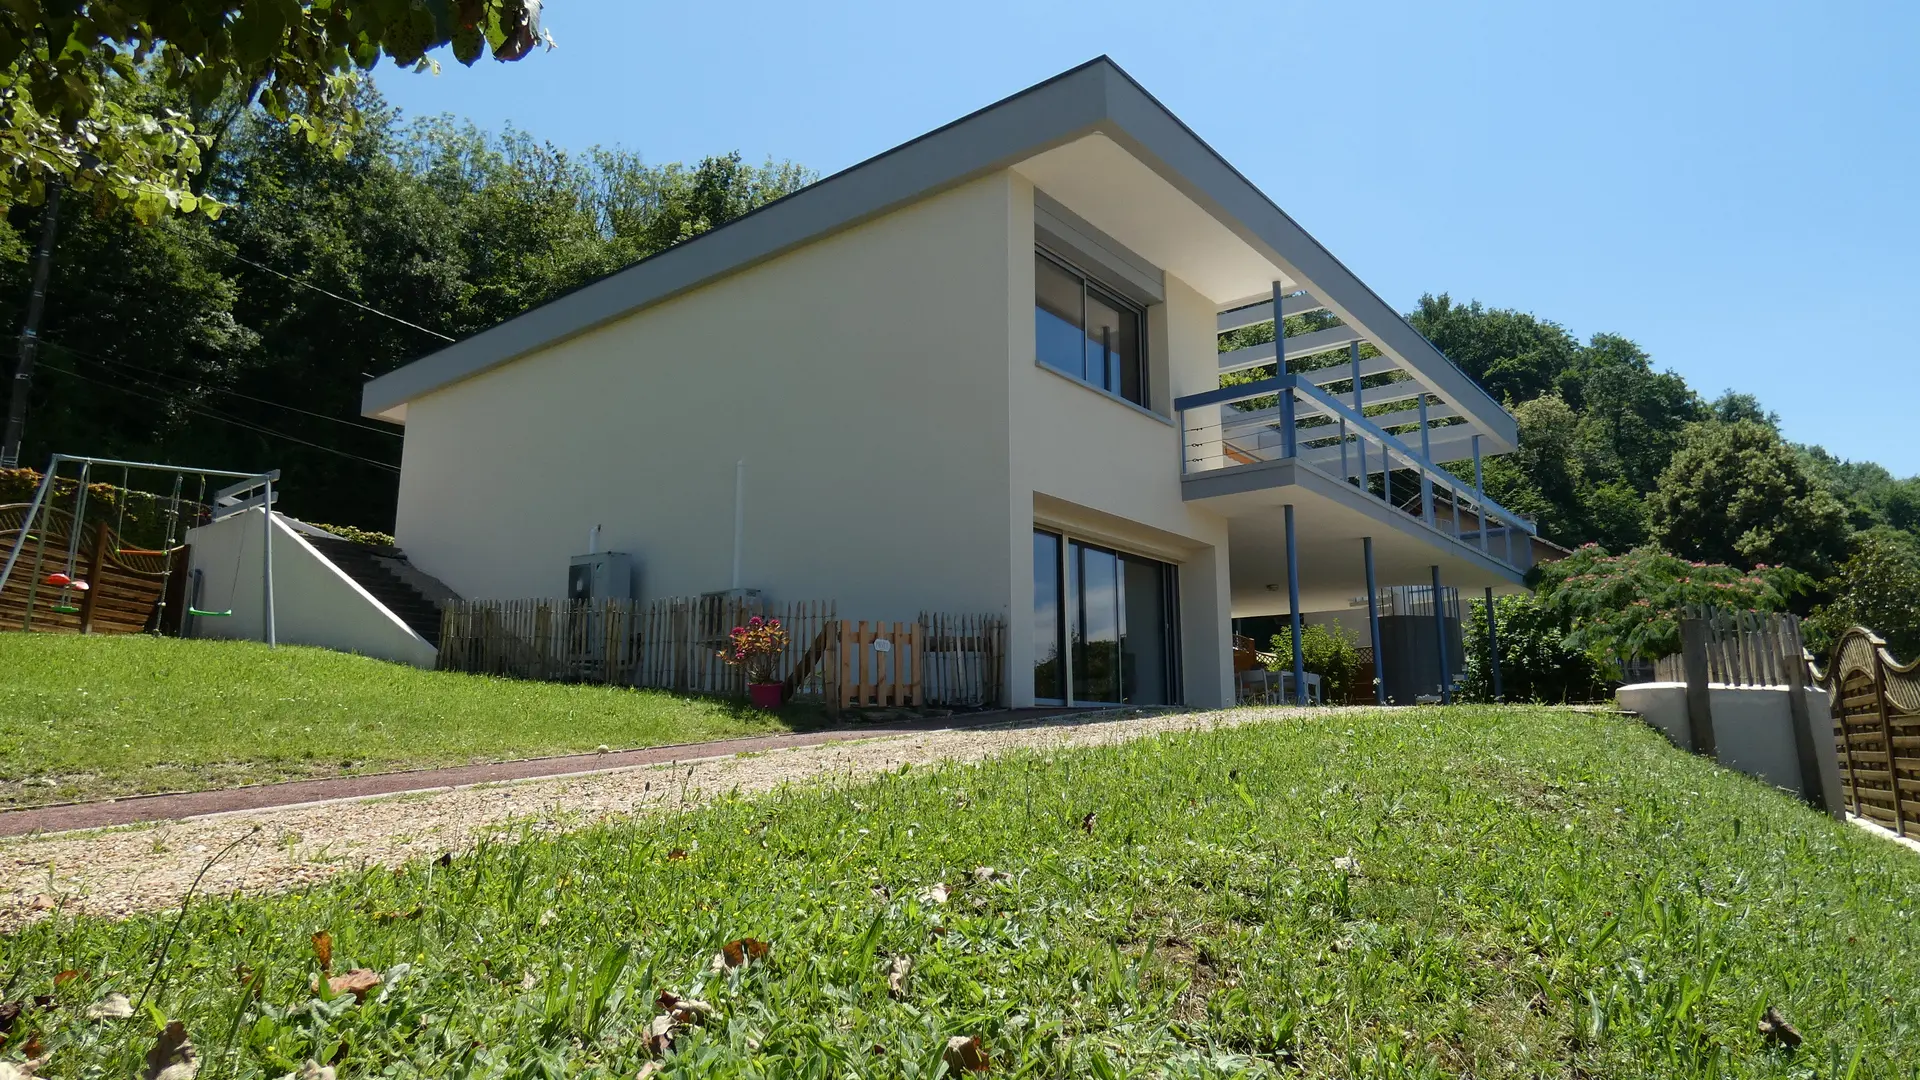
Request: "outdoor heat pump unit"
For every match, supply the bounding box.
[567,552,637,602]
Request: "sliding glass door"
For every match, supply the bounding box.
[1033,529,1179,706]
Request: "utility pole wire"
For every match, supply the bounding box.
[183,232,456,343]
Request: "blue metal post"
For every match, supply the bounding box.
[1484,586,1503,702]
[1364,536,1384,705]
[1286,503,1305,705]
[1472,434,1484,493]
[1279,386,1297,459]
[1351,341,1366,490]
[1418,394,1435,526]
[1339,418,1349,481]
[1431,564,1451,704]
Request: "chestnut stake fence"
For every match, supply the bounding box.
[437,596,1006,712]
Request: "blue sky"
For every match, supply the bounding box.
[373,0,1920,475]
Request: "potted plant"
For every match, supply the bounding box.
[721,615,791,708]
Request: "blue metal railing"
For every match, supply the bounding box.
[1174,373,1535,570]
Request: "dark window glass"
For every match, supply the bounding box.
[1033,530,1064,701]
[1071,541,1122,704]
[1035,249,1147,407]
[1035,253,1085,381]
[1085,288,1142,402]
[1121,555,1170,705]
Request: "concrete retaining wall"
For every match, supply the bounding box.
[1617,681,1843,814]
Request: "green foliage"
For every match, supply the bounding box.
[1806,528,1920,663]
[1649,420,1852,577]
[0,466,197,549]
[1533,544,1810,668]
[1268,623,1363,703]
[0,1,551,220]
[305,522,396,547]
[1461,592,1609,703]
[6,707,1920,1075]
[0,634,811,808]
[1,87,814,530]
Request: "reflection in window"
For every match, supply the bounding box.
[1034,250,1146,407]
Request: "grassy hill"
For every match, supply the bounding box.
[0,634,808,807]
[3,705,1915,1077]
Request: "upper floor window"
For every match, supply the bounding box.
[1035,249,1146,407]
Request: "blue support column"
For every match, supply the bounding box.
[1364,536,1385,705]
[1484,586,1503,702]
[1286,503,1305,705]
[1472,434,1484,493]
[1350,341,1366,490]
[1339,418,1350,481]
[1418,394,1435,526]
[1431,564,1451,704]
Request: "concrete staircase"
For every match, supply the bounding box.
[302,535,449,648]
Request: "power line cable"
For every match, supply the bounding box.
[35,359,401,473]
[180,231,456,343]
[39,339,403,439]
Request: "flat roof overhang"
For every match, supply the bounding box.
[1185,458,1528,616]
[360,57,1516,454]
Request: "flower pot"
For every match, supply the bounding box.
[748,682,784,709]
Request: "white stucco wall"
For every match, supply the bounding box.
[394,174,1019,627]
[185,510,438,668]
[1005,174,1235,708]
[1617,681,1844,812]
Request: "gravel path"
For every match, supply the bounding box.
[0,705,1346,930]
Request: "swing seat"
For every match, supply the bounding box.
[45,572,71,586]
[53,605,80,615]
[187,607,233,618]
[69,580,89,591]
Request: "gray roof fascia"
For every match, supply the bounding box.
[365,57,1517,454]
[1087,65,1517,452]
[361,60,1115,418]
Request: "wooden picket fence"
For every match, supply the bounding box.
[437,596,837,697]
[437,595,1005,713]
[1652,606,1804,687]
[1821,626,1920,841]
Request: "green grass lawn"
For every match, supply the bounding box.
[0,634,812,808]
[5,706,1918,1078]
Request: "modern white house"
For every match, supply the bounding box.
[359,57,1537,710]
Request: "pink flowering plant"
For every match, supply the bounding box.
[719,616,790,684]
[1534,544,1810,668]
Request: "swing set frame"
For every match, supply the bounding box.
[0,453,282,644]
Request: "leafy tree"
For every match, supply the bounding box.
[1649,419,1851,577]
[1408,293,1575,405]
[1710,389,1780,429]
[0,1,550,218]
[1268,624,1364,704]
[1533,544,1810,669]
[1460,592,1608,703]
[1806,527,1920,662]
[2,86,814,528]
[1798,444,1920,537]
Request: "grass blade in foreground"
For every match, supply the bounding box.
[2,706,1916,1078]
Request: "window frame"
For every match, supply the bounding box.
[1034,246,1150,410]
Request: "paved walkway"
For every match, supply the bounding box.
[0,709,1077,838]
[0,704,1343,929]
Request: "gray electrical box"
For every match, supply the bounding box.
[567,552,637,602]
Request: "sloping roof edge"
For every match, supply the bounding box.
[362,57,1516,450]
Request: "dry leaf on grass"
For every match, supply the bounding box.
[373,907,422,924]
[1758,1006,1803,1048]
[1332,855,1360,874]
[50,972,80,988]
[1080,811,1097,834]
[943,1035,991,1073]
[970,867,1011,886]
[142,1021,197,1080]
[710,937,771,973]
[885,955,911,999]
[921,883,950,905]
[326,970,381,1002]
[644,992,714,1055]
[277,1063,335,1080]
[636,1063,662,1080]
[0,1054,49,1080]
[666,848,688,861]
[27,896,54,913]
[309,931,333,973]
[84,994,132,1020]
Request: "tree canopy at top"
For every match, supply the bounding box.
[0,0,551,220]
